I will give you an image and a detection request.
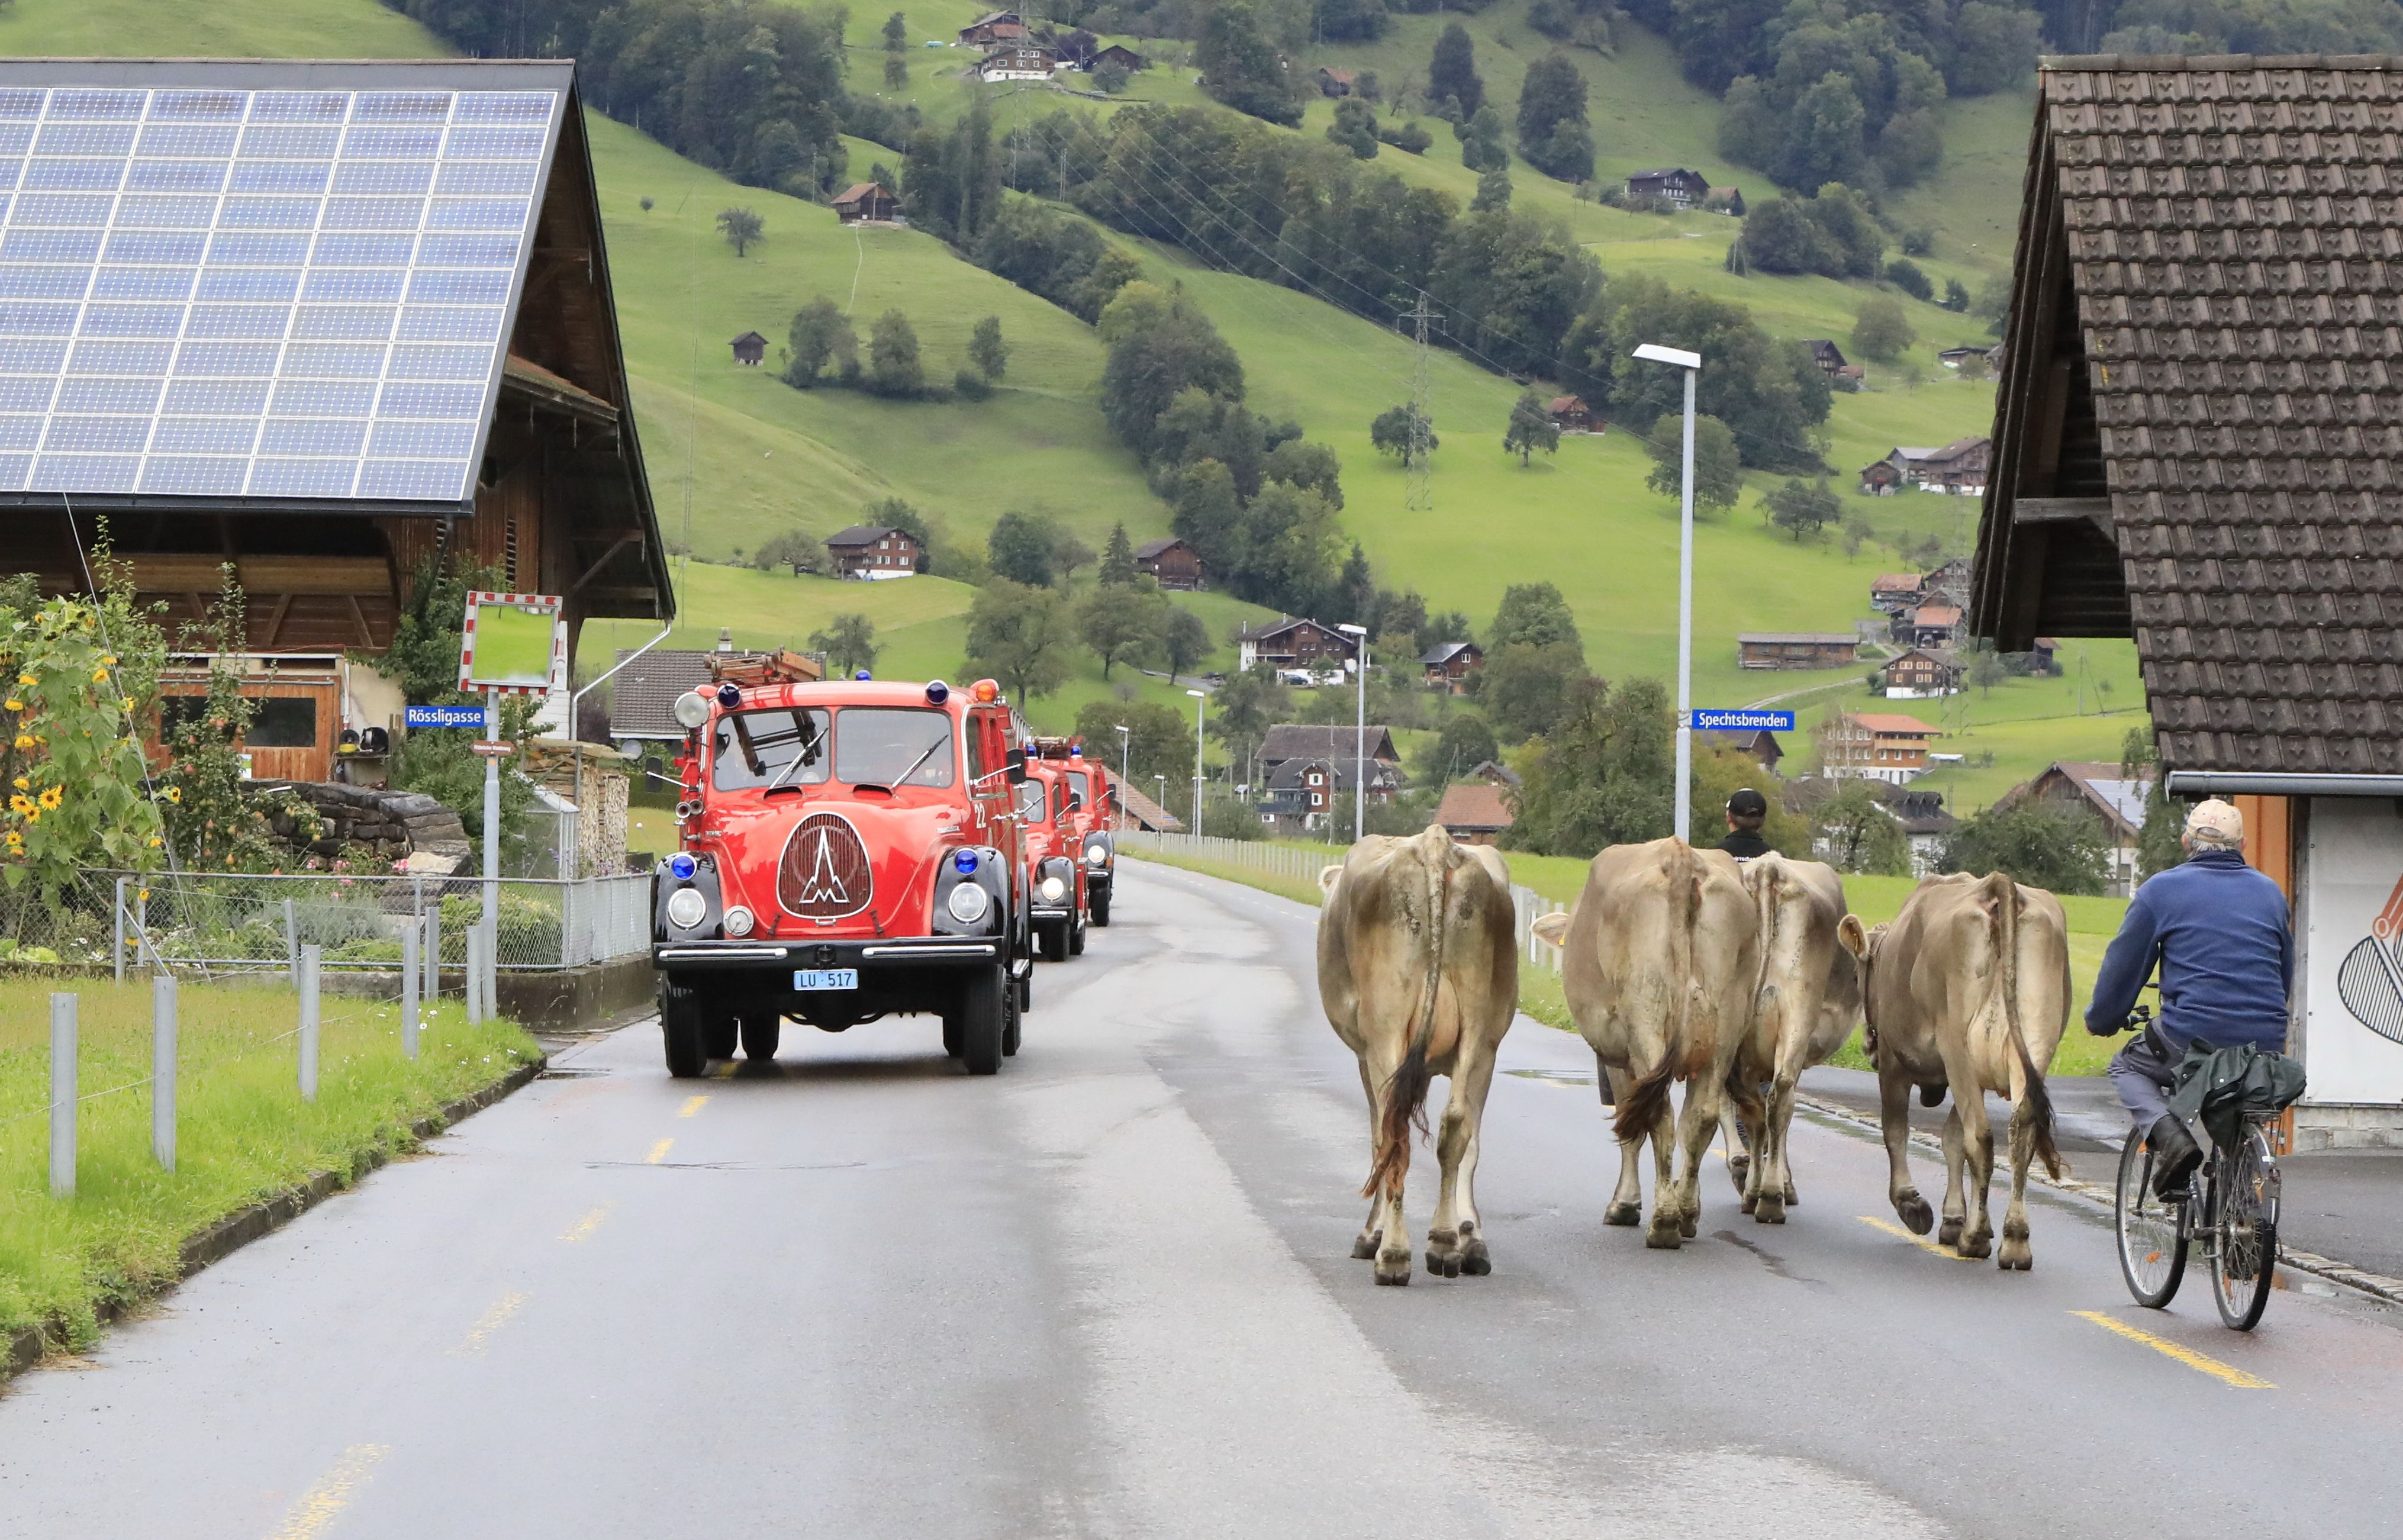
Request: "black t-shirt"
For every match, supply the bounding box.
[1717,829,1772,859]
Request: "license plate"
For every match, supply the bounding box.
[793,968,858,991]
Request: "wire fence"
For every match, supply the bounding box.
[1117,830,1567,974]
[0,869,652,978]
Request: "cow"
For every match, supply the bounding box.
[1317,824,1518,1286]
[1530,838,1757,1249]
[1723,854,1867,1223]
[1847,871,2070,1269]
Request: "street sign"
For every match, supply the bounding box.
[470,740,516,758]
[1692,708,1795,732]
[405,704,488,730]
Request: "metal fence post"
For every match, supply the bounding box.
[153,972,176,1172]
[401,914,420,1060]
[464,924,485,1025]
[114,874,127,984]
[298,944,320,1103]
[136,884,149,972]
[284,897,299,981]
[424,907,439,1001]
[50,993,75,1197]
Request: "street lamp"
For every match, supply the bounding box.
[1337,623,1368,842]
[1186,687,1207,839]
[1112,723,1130,797]
[1632,340,1703,843]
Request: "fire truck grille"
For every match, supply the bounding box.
[777,811,875,920]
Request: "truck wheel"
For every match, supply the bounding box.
[1039,920,1068,963]
[1069,913,1086,955]
[1003,976,1022,1057]
[1091,889,1112,927]
[741,1014,781,1060]
[661,982,709,1079]
[942,1012,965,1058]
[958,966,1004,1075]
[706,1018,738,1061]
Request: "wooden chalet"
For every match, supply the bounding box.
[824,523,920,579]
[1626,167,1709,205]
[730,331,767,366]
[1318,67,1357,96]
[977,44,1058,82]
[1700,727,1783,774]
[1091,44,1147,73]
[1236,617,1357,672]
[1818,711,1935,784]
[2005,759,2153,893]
[832,182,900,223]
[8,59,671,765]
[1869,572,1922,610]
[1895,602,1962,648]
[1735,632,1858,670]
[1133,534,1204,590]
[1547,395,1596,433]
[1883,645,1961,697]
[1860,458,1906,494]
[1420,639,1482,691]
[1433,781,1512,845]
[958,10,1026,46]
[1802,339,1850,378]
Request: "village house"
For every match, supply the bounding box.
[1867,438,1992,496]
[1434,781,1513,845]
[1420,639,1483,691]
[1257,724,1404,829]
[1701,728,1784,775]
[1133,536,1206,591]
[1869,572,1923,611]
[1860,458,1906,494]
[1958,55,2403,1128]
[1317,66,1356,96]
[1705,185,1745,215]
[1626,167,1711,205]
[1090,43,1146,72]
[2005,760,2154,895]
[1938,345,2002,370]
[824,524,922,580]
[1236,617,1358,674]
[1547,395,1597,433]
[1736,633,1858,670]
[1818,711,1937,784]
[1886,786,1956,874]
[605,647,731,753]
[1802,339,1850,379]
[1893,602,1963,649]
[977,43,1058,82]
[958,9,1025,45]
[1883,646,1962,698]
[1113,778,1183,834]
[832,182,900,223]
[730,331,768,366]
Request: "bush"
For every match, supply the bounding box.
[1885,257,1933,302]
[954,367,992,400]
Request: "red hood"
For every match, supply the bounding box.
[699,794,966,939]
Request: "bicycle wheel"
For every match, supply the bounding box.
[2117,1131,2188,1309]
[2211,1126,2278,1332]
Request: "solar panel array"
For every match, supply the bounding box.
[0,85,559,504]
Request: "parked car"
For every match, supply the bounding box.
[650,674,1033,1077]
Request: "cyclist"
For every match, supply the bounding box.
[2085,798,2292,1199]
[1716,787,1773,859]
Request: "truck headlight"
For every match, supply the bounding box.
[722,904,754,937]
[1039,875,1067,903]
[1084,842,1109,867]
[946,882,991,925]
[665,887,707,930]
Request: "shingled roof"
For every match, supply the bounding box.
[1970,56,2403,778]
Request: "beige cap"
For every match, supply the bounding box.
[2185,798,2246,848]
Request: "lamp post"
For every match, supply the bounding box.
[1632,341,1703,843]
[1154,773,1167,830]
[1336,623,1368,842]
[1186,688,1206,839]
[1112,723,1130,793]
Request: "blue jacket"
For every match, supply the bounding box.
[2085,850,2292,1050]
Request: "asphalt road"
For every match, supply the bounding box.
[8,859,2403,1538]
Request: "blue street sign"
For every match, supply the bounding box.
[1692,708,1795,732]
[405,704,489,730]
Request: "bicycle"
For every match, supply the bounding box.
[2109,1004,2283,1331]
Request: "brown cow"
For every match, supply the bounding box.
[1725,854,1867,1223]
[1531,838,1757,1249]
[1318,824,1518,1286]
[1847,871,2070,1268]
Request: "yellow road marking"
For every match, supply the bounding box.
[2072,1310,2275,1388]
[557,1204,613,1243]
[677,1095,708,1117]
[709,1062,737,1080]
[646,1138,674,1165]
[1857,1214,1978,1262]
[451,1291,529,1358]
[266,1443,389,1539]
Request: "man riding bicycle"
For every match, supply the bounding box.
[2085,798,2292,1200]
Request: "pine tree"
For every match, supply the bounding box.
[1100,522,1137,584]
[1429,24,1484,120]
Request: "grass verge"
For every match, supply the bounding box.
[1,978,540,1350]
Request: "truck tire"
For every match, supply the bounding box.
[741,1014,781,1060]
[1003,977,1022,1057]
[1090,889,1111,927]
[661,982,709,1079]
[1069,913,1086,956]
[706,1018,739,1061]
[958,965,1004,1075]
[942,1013,965,1058]
[1039,920,1068,963]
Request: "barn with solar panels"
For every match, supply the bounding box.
[2,58,669,778]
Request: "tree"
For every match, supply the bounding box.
[1471,165,1512,213]
[808,613,879,676]
[1515,51,1593,182]
[964,579,1075,703]
[969,315,1008,381]
[1942,277,1972,311]
[1079,582,1167,681]
[1812,782,1913,875]
[1480,642,1590,742]
[1504,389,1561,466]
[1967,640,2009,695]
[1841,516,1871,559]
[1851,296,1915,363]
[1644,413,1743,514]
[1429,24,1484,121]
[1198,0,1301,126]
[987,509,1060,587]
[1505,676,1674,855]
[1099,522,1138,585]
[1075,698,1186,790]
[1370,404,1436,460]
[753,529,822,575]
[882,11,907,49]
[885,54,907,90]
[1161,605,1210,684]
[1419,712,1499,783]
[1491,582,1581,650]
[717,207,763,256]
[1694,745,1808,854]
[1459,103,1509,172]
[1764,478,1840,541]
[785,298,857,388]
[1207,663,1291,781]
[867,308,924,397]
[1096,59,1131,92]
[1884,258,1933,301]
[1329,98,1381,159]
[1941,799,2113,895]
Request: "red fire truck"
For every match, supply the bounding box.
[1062,746,1116,927]
[650,671,1033,1076]
[1018,737,1090,961]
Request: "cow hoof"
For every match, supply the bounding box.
[1937,1216,1964,1248]
[1603,1201,1641,1226]
[1726,1153,1750,1193]
[1351,1233,1380,1261]
[1644,1223,1683,1251]
[1375,1248,1412,1285]
[1957,1230,1992,1260]
[1896,1193,1934,1235]
[1754,1194,1787,1225]
[1374,1268,1411,1286]
[1461,1239,1492,1275]
[1425,1248,1462,1278]
[1740,1193,1758,1214]
[1998,1245,2032,1271]
[1679,1213,1698,1240]
[1783,1185,1799,1206]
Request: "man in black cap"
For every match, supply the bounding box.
[1717,788,1773,858]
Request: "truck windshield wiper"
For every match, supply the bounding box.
[852,734,948,796]
[759,721,825,795]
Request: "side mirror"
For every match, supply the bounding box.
[1067,793,1084,812]
[1006,747,1029,785]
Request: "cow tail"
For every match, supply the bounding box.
[1749,856,1782,1033]
[1614,1060,1679,1144]
[1614,842,1695,1144]
[1988,872,2064,1180]
[1362,843,1452,1202]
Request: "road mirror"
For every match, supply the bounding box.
[1006,746,1029,784]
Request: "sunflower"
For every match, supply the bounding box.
[91,666,108,683]
[9,777,24,791]
[163,785,181,803]
[12,734,31,750]
[7,794,30,815]
[2,700,19,712]
[2,832,18,849]
[14,673,32,687]
[37,785,60,810]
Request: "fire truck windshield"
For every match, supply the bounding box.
[1014,778,1047,821]
[834,707,957,789]
[713,707,830,792]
